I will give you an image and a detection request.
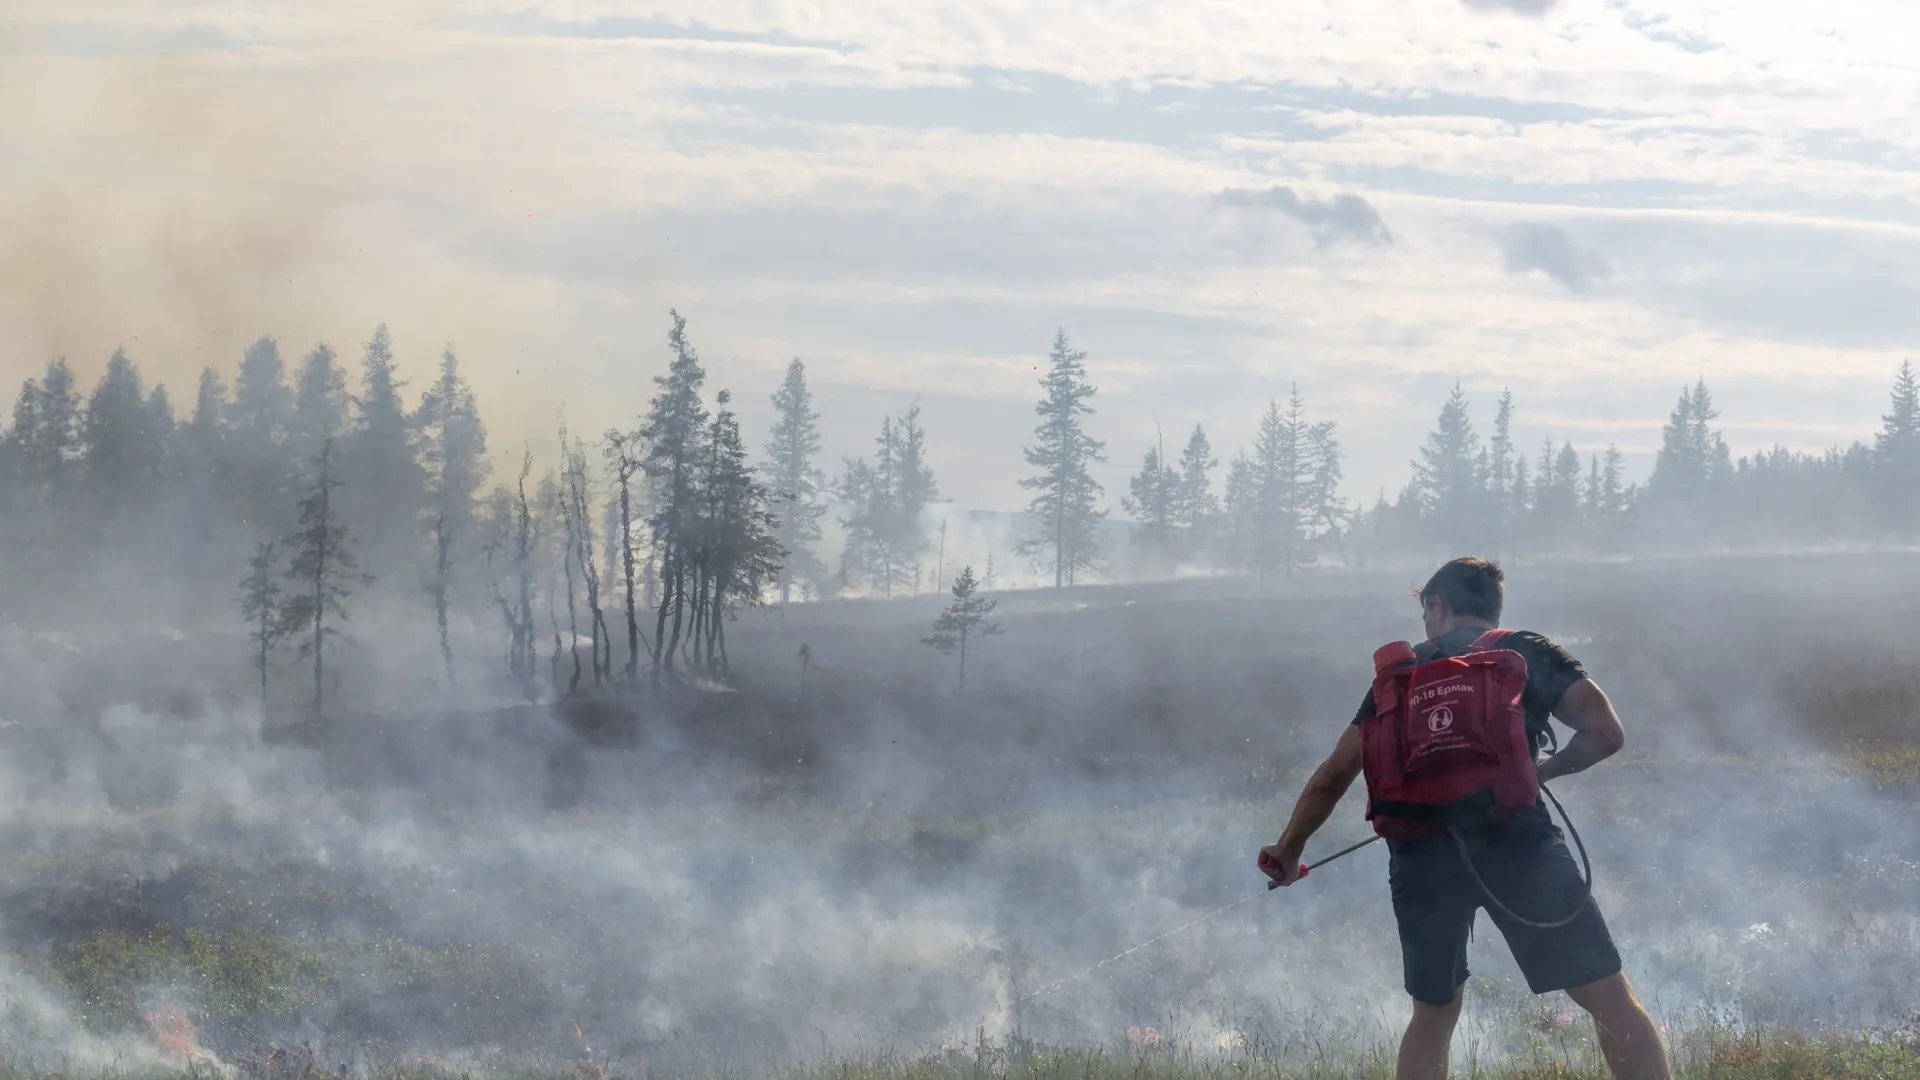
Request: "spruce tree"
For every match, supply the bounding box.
[344,324,423,574]
[239,540,285,707]
[639,310,711,675]
[692,389,785,675]
[765,358,827,603]
[278,439,370,716]
[1489,389,1515,555]
[230,336,295,532]
[289,341,348,469]
[1173,424,1218,559]
[1874,360,1920,537]
[1016,330,1106,587]
[1411,384,1485,555]
[416,345,489,677]
[921,564,1002,693]
[82,348,153,501]
[1122,437,1178,573]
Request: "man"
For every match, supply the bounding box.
[1260,557,1670,1080]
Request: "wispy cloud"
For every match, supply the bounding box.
[1459,0,1560,16]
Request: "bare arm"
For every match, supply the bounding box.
[1271,725,1364,865]
[1538,677,1627,785]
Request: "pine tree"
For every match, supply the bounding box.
[1220,450,1260,572]
[1248,387,1332,586]
[289,341,348,469]
[1874,360,1920,537]
[1016,330,1106,587]
[1489,390,1515,556]
[1122,436,1178,573]
[82,348,153,501]
[639,310,711,675]
[690,389,785,676]
[278,439,370,716]
[1309,418,1349,563]
[1647,379,1729,542]
[416,345,489,675]
[239,540,285,708]
[765,358,827,603]
[416,345,490,543]
[921,565,1002,693]
[1411,384,1485,555]
[836,407,938,597]
[1173,424,1219,560]
[344,324,423,574]
[230,337,295,533]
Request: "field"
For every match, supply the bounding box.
[0,552,1917,1079]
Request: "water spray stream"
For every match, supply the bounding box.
[958,835,1385,1043]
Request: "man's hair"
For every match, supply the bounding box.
[1420,557,1505,621]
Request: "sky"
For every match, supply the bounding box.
[1,0,1917,512]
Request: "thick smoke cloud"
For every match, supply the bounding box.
[1497,221,1609,292]
[1217,186,1394,248]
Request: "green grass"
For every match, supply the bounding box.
[0,1022,1914,1080]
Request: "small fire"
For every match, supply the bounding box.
[1126,1025,1161,1047]
[143,1007,204,1061]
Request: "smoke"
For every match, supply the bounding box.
[0,554,1914,1072]
[1496,222,1610,292]
[1216,187,1394,249]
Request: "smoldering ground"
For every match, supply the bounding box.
[0,554,1915,1073]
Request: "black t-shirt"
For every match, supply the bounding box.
[1349,627,1588,753]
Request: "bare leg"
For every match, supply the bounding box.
[1566,973,1670,1080]
[1397,986,1465,1080]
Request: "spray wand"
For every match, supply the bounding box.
[1263,834,1382,890]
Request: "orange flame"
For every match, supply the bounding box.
[143,1007,204,1061]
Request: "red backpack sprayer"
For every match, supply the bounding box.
[988,631,1594,1028]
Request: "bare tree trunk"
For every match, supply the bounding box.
[618,476,641,684]
[432,515,455,692]
[312,476,329,716]
[958,623,969,695]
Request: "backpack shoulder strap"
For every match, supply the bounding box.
[1468,628,1515,652]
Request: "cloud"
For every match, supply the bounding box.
[1497,221,1608,291]
[1459,0,1560,14]
[1216,186,1393,247]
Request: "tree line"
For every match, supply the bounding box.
[3,311,1917,705]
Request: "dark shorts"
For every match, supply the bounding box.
[1388,807,1621,1006]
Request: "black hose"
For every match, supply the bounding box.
[1447,782,1594,930]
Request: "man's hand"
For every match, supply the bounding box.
[1257,843,1305,887]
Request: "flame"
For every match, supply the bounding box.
[142,1007,204,1061]
[575,1025,584,1040]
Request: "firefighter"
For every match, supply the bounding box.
[1260,557,1670,1080]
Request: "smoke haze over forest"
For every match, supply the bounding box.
[2,3,1920,1079]
[6,1,1920,510]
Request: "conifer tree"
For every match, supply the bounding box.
[82,348,158,506]
[691,390,785,675]
[1016,330,1106,587]
[289,342,349,470]
[1489,389,1515,555]
[344,324,423,573]
[230,337,295,528]
[278,439,370,716]
[639,311,711,675]
[1123,436,1178,572]
[765,358,827,603]
[1411,384,1485,555]
[239,540,285,707]
[1874,360,1920,537]
[1173,424,1219,559]
[921,564,1002,693]
[416,345,489,676]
